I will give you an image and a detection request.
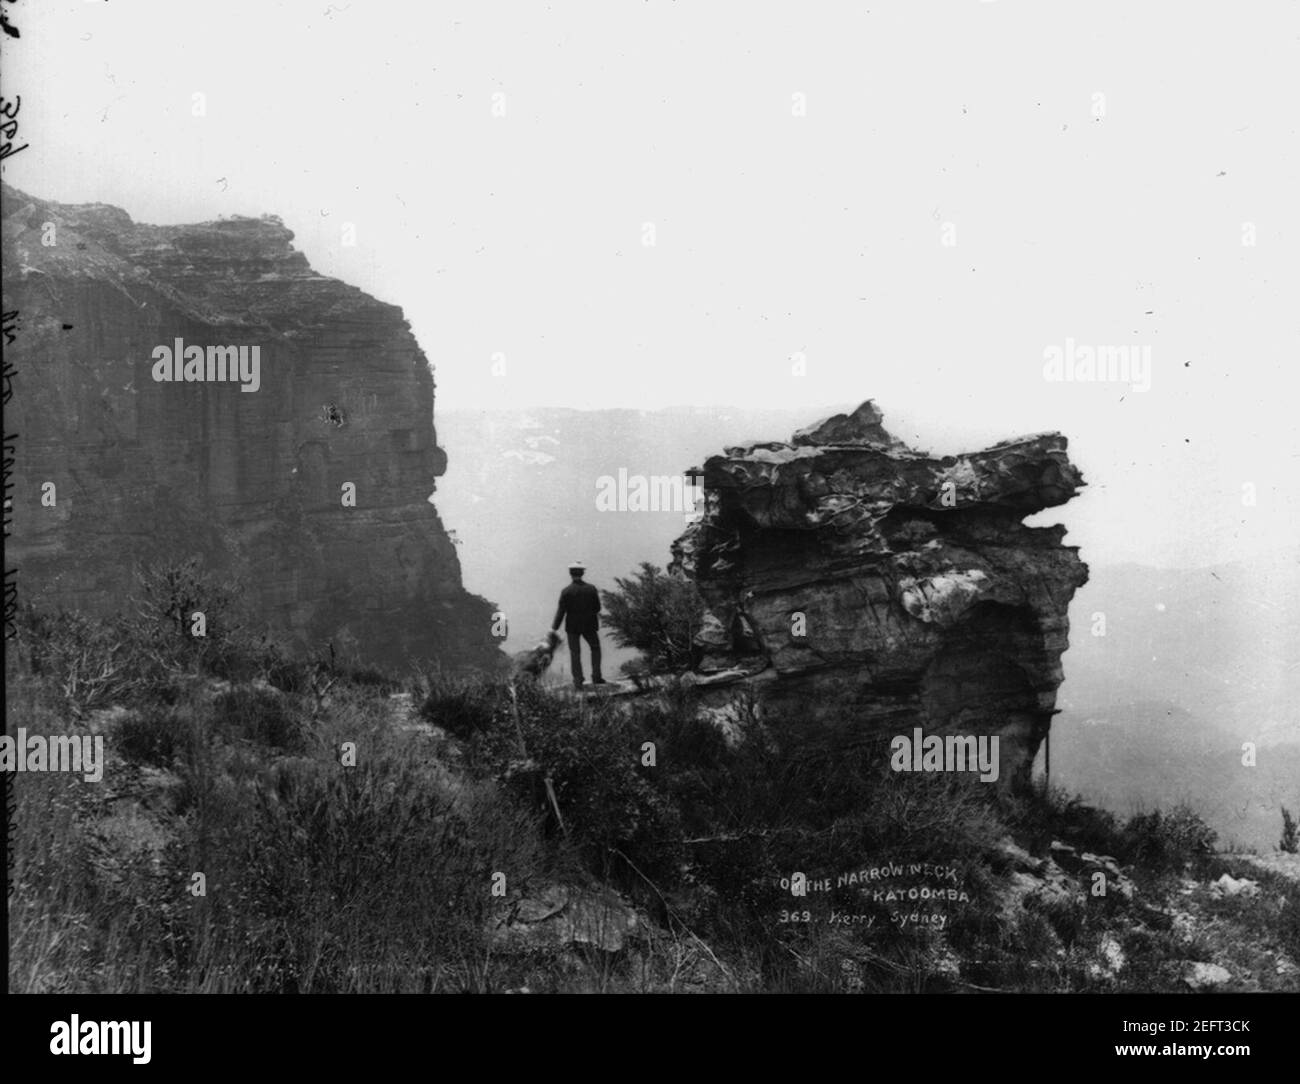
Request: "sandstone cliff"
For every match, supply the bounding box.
[671,401,1088,782]
[2,184,500,671]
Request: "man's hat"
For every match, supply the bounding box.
[568,560,586,572]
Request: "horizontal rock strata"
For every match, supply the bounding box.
[671,401,1088,782]
[2,184,499,670]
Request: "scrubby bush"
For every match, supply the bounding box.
[1003,790,1124,857]
[15,584,1283,995]
[210,686,304,751]
[1122,804,1217,873]
[1280,891,1300,964]
[416,671,502,741]
[13,558,303,716]
[16,606,161,713]
[1280,806,1298,854]
[131,555,242,646]
[9,664,552,992]
[495,681,682,882]
[114,706,193,768]
[601,562,705,673]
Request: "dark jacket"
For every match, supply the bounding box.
[552,580,601,633]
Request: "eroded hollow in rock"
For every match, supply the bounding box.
[919,602,1048,781]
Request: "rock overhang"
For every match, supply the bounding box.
[671,399,1088,784]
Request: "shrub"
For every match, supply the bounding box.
[1280,891,1300,964]
[506,680,682,880]
[115,707,192,768]
[222,755,540,991]
[339,665,401,692]
[417,672,503,742]
[15,605,164,714]
[1001,789,1125,858]
[210,686,304,751]
[601,562,705,673]
[1281,806,1299,854]
[261,646,314,694]
[1122,804,1217,873]
[9,663,554,993]
[131,555,243,648]
[12,558,305,716]
[19,595,1277,995]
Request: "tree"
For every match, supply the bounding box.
[600,562,704,673]
[1281,806,1299,854]
[133,555,242,644]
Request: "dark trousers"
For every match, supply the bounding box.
[566,627,602,685]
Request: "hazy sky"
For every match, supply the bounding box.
[3,1,1297,568]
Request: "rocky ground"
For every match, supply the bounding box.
[44,682,1298,994]
[382,689,1299,992]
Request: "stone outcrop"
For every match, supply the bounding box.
[2,184,500,670]
[489,884,644,955]
[670,401,1088,782]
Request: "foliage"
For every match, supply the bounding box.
[7,666,546,992]
[1121,805,1218,874]
[12,557,299,715]
[600,562,705,673]
[10,588,1292,995]
[416,670,502,740]
[1281,806,1299,854]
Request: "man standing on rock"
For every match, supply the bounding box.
[551,561,605,689]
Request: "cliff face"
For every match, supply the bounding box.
[2,184,500,670]
[671,401,1088,782]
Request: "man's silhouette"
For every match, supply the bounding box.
[551,561,604,689]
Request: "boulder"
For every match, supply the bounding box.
[671,401,1088,781]
[1182,961,1233,990]
[490,884,642,954]
[1210,873,1259,899]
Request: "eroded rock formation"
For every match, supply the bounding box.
[2,184,500,670]
[671,401,1088,782]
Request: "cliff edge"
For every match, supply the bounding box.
[2,184,500,671]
